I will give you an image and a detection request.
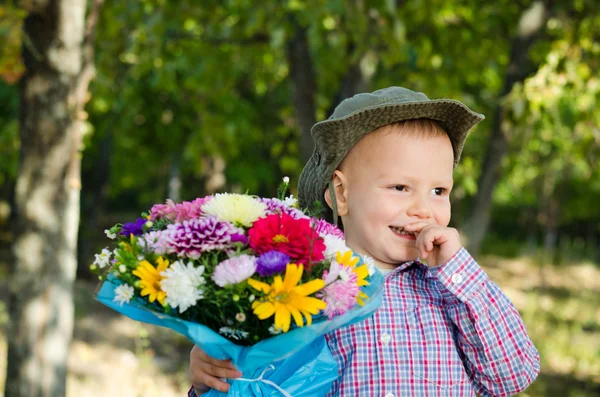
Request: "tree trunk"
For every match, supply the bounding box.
[5,0,102,396]
[463,1,550,255]
[286,17,317,164]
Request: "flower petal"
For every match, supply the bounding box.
[294,279,325,296]
[286,304,304,328]
[275,304,291,333]
[283,264,302,291]
[254,302,276,319]
[248,278,271,293]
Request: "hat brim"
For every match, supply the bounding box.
[298,99,484,212]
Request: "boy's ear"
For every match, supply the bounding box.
[324,170,349,216]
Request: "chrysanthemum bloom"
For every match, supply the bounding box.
[150,197,212,222]
[248,263,326,332]
[202,193,267,227]
[137,230,169,255]
[164,217,246,259]
[259,197,306,220]
[160,260,206,313]
[312,218,344,239]
[132,257,170,304]
[255,251,290,276]
[319,259,361,319]
[248,213,326,266]
[113,284,135,306]
[120,218,147,237]
[212,255,257,287]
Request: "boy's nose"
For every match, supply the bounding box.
[406,196,432,219]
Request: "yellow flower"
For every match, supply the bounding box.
[336,250,370,305]
[132,257,170,305]
[336,250,359,267]
[248,264,326,332]
[202,193,267,227]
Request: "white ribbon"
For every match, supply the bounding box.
[236,365,293,397]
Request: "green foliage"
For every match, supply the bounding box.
[1,0,599,247]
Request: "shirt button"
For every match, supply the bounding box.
[380,332,392,345]
[385,393,395,397]
[451,272,463,284]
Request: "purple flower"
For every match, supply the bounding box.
[163,216,245,259]
[259,198,307,220]
[313,218,344,239]
[256,251,291,276]
[120,218,147,236]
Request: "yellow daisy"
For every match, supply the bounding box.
[248,264,326,332]
[132,257,170,305]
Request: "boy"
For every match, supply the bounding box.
[188,87,540,396]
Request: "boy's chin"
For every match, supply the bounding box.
[388,248,420,264]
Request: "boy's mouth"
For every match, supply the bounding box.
[389,226,416,237]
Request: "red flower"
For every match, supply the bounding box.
[248,213,325,266]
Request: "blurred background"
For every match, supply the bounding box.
[0,0,599,396]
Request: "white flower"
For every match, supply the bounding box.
[282,176,290,184]
[113,284,134,306]
[249,294,255,303]
[361,255,376,276]
[93,248,112,269]
[219,327,249,340]
[160,260,206,313]
[104,229,116,240]
[212,255,257,287]
[119,265,127,273]
[268,325,282,335]
[283,195,297,207]
[202,193,267,227]
[235,312,246,322]
[322,235,349,260]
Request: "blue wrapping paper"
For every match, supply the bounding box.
[96,268,383,396]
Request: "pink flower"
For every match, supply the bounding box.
[212,255,257,287]
[150,197,212,222]
[313,218,344,239]
[318,261,360,319]
[137,230,169,255]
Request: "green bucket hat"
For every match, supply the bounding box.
[298,86,485,215]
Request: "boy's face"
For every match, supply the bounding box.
[332,127,455,269]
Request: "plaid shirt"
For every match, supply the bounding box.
[190,248,539,397]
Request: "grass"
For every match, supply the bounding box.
[0,251,599,396]
[478,255,600,396]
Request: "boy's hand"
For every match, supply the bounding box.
[189,345,242,394]
[403,222,462,267]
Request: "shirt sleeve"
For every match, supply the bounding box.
[429,247,540,397]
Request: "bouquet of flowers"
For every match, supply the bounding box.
[92,180,383,396]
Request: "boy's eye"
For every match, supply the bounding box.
[392,185,407,192]
[432,188,446,196]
